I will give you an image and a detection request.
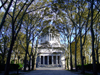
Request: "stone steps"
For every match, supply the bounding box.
[38,64,61,68]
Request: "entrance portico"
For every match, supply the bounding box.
[38,54,62,67]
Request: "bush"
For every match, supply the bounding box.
[11,60,14,64]
[18,63,23,69]
[77,64,100,72]
[0,64,19,71]
[0,64,5,71]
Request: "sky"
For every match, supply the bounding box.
[0,1,5,12]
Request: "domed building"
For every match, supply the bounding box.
[36,25,65,68]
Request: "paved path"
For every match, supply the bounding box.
[21,68,80,75]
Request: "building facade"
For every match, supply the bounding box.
[36,27,65,68]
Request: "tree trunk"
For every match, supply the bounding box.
[96,44,99,65]
[4,18,16,75]
[65,57,67,69]
[24,51,27,71]
[75,26,78,71]
[33,40,38,70]
[33,56,36,70]
[2,38,6,64]
[91,26,97,75]
[28,56,31,71]
[24,24,29,71]
[4,37,15,75]
[80,29,85,74]
[70,35,73,70]
[32,55,34,70]
[24,43,29,71]
[67,58,69,70]
[91,0,97,75]
[28,59,30,71]
[2,53,5,64]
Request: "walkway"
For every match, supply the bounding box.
[21,68,80,75]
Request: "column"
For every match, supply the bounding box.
[56,55,58,66]
[59,54,62,67]
[48,56,49,65]
[52,55,53,65]
[60,55,61,65]
[43,56,45,65]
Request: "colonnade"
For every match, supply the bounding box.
[39,55,61,66]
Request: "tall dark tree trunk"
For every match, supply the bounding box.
[2,39,6,64]
[4,18,16,75]
[91,0,97,75]
[24,25,29,71]
[79,28,85,74]
[96,35,99,66]
[91,24,97,75]
[75,26,78,71]
[31,38,34,70]
[96,43,99,66]
[28,56,31,71]
[96,18,99,66]
[32,55,34,70]
[67,53,69,70]
[24,51,28,71]
[67,58,69,70]
[4,37,16,75]
[34,56,36,70]
[2,53,5,64]
[33,39,38,70]
[28,58,30,71]
[65,57,67,69]
[70,35,73,70]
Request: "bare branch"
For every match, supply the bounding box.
[0,0,8,9]
[0,0,13,31]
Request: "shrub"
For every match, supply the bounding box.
[9,64,19,71]
[0,64,19,71]
[0,64,5,71]
[11,60,14,64]
[18,63,23,69]
[77,64,100,72]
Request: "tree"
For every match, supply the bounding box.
[0,0,8,9]
[90,0,97,75]
[0,0,13,30]
[3,0,35,75]
[0,34,9,64]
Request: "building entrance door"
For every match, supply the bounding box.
[45,56,47,65]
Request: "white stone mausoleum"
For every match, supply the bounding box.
[36,26,65,68]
